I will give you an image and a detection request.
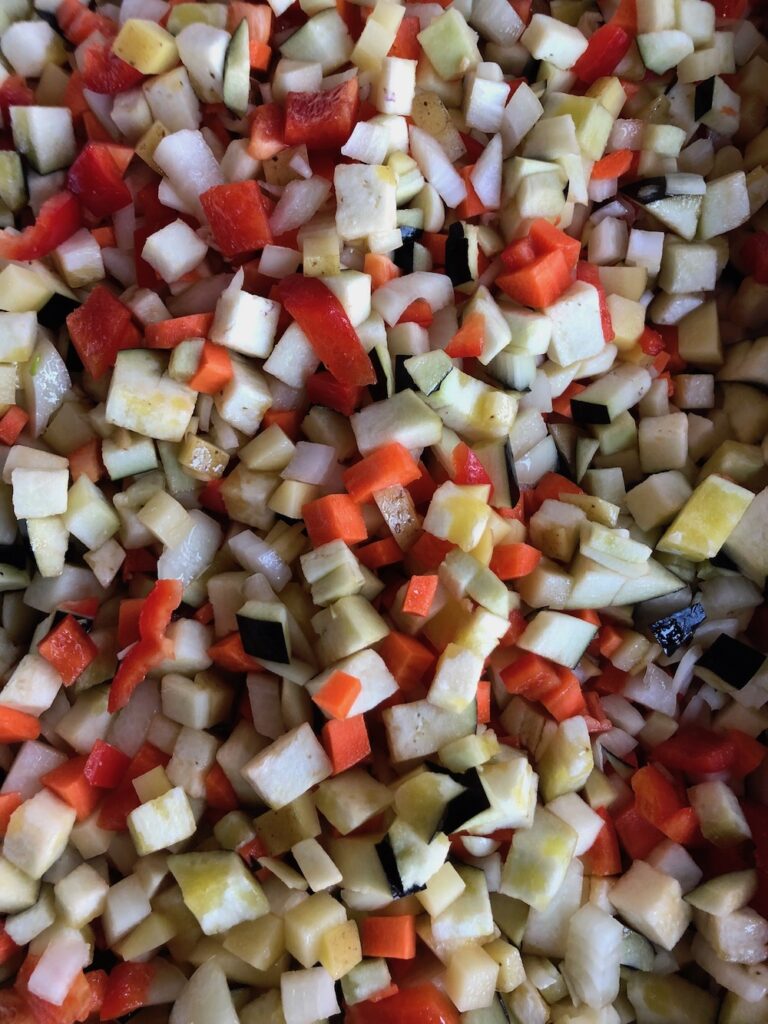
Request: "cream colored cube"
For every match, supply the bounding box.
[128,786,197,855]
[334,164,397,242]
[284,892,347,968]
[4,790,76,879]
[54,863,109,927]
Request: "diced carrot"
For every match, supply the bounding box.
[530,472,583,511]
[188,341,233,394]
[598,624,624,658]
[0,792,22,836]
[402,575,439,617]
[422,232,447,265]
[260,408,303,440]
[499,609,528,647]
[356,537,404,570]
[42,756,101,821]
[477,679,491,724]
[407,532,456,572]
[611,0,637,33]
[144,313,214,349]
[250,39,271,69]
[501,235,536,271]
[540,665,586,721]
[302,494,368,547]
[551,381,586,418]
[528,218,582,268]
[361,915,416,959]
[496,249,573,308]
[68,437,104,483]
[194,602,215,625]
[204,763,239,812]
[91,225,116,248]
[228,0,272,39]
[489,542,542,581]
[313,670,362,720]
[344,443,421,504]
[208,632,264,673]
[445,311,485,358]
[0,705,39,744]
[364,253,400,290]
[574,608,601,627]
[378,631,435,691]
[500,652,559,697]
[591,148,634,180]
[457,166,488,219]
[322,714,370,774]
[593,663,629,695]
[0,405,28,445]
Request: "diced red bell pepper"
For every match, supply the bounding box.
[306,371,363,416]
[81,41,144,94]
[66,285,134,381]
[84,740,132,790]
[582,807,621,875]
[611,0,638,33]
[0,925,18,965]
[576,261,614,341]
[741,231,768,284]
[346,983,460,1024]
[639,325,664,355]
[726,729,766,778]
[56,0,115,45]
[452,442,494,491]
[38,615,99,686]
[573,24,632,84]
[138,578,183,642]
[67,143,131,218]
[200,180,272,258]
[248,102,286,160]
[108,635,172,713]
[0,191,81,262]
[388,15,421,59]
[0,75,33,122]
[713,0,748,19]
[16,955,105,1024]
[652,726,736,776]
[276,274,375,387]
[99,963,154,1021]
[614,800,665,859]
[284,78,359,149]
[397,298,433,326]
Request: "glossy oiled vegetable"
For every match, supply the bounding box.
[0,0,766,1023]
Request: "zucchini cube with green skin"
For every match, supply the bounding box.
[106,350,197,443]
[417,9,481,81]
[657,474,754,562]
[127,786,197,856]
[237,600,291,664]
[517,610,597,669]
[168,851,269,935]
[609,860,691,950]
[500,808,578,912]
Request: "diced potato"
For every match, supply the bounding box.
[128,786,197,855]
[168,851,269,934]
[609,860,691,950]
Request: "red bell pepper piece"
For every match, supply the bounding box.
[306,371,363,416]
[0,75,33,122]
[199,180,272,257]
[284,77,359,149]
[0,926,18,966]
[652,726,736,776]
[726,729,766,778]
[611,0,638,33]
[276,274,375,387]
[248,102,286,160]
[99,963,154,1021]
[346,983,460,1024]
[138,578,183,641]
[16,954,105,1024]
[582,807,621,875]
[67,143,131,218]
[97,743,169,831]
[0,405,29,446]
[713,0,748,19]
[741,231,768,284]
[573,24,632,84]
[576,261,614,341]
[56,0,116,45]
[108,631,171,713]
[81,41,144,94]
[614,800,665,859]
[452,442,494,492]
[83,740,131,789]
[0,191,81,262]
[66,285,134,380]
[38,615,99,686]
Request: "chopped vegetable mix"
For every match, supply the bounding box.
[0,0,766,1022]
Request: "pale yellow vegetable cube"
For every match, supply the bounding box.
[657,474,754,561]
[128,786,197,855]
[113,19,179,74]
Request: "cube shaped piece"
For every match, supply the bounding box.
[284,891,347,968]
[142,220,208,283]
[428,643,484,712]
[113,19,179,74]
[161,672,233,729]
[416,862,466,918]
[281,968,339,1024]
[417,9,481,81]
[168,851,269,934]
[314,769,392,836]
[106,350,197,442]
[609,860,691,950]
[4,790,76,879]
[54,863,109,927]
[0,312,36,363]
[626,471,692,532]
[63,475,120,549]
[545,282,605,367]
[521,14,588,69]
[500,807,577,912]
[517,610,597,668]
[334,164,397,242]
[0,856,39,914]
[657,474,754,561]
[128,786,197,855]
[12,468,69,519]
[213,356,272,435]
[445,943,499,1013]
[638,412,688,473]
[211,285,280,358]
[242,723,332,809]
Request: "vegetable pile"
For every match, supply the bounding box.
[0,0,767,1021]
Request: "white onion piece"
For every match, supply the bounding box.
[157,510,222,588]
[673,644,702,696]
[22,336,71,438]
[269,176,332,236]
[372,271,453,326]
[28,929,89,1005]
[599,726,638,759]
[102,247,137,287]
[229,530,292,591]
[107,678,160,757]
[409,126,467,209]
[119,0,169,23]
[167,274,232,316]
[1,741,68,800]
[692,935,768,1002]
[471,132,502,209]
[112,203,136,250]
[25,566,105,614]
[259,245,301,278]
[154,129,224,220]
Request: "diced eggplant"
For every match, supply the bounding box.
[696,634,765,691]
[368,344,393,402]
[694,77,716,121]
[375,835,409,899]
[445,221,472,287]
[236,600,291,664]
[393,225,423,274]
[394,353,417,393]
[650,602,706,656]
[436,767,492,835]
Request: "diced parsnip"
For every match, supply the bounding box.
[161,672,233,729]
[626,471,692,532]
[315,769,392,836]
[563,903,623,1008]
[334,164,397,242]
[138,490,193,548]
[168,851,269,934]
[142,219,208,282]
[53,863,109,928]
[428,643,484,712]
[103,874,153,945]
[500,808,577,912]
[211,274,280,357]
[521,14,587,69]
[0,653,62,715]
[106,350,197,443]
[417,862,466,918]
[166,726,219,798]
[11,467,69,519]
[128,786,198,855]
[445,943,499,1012]
[688,781,752,847]
[484,938,525,992]
[538,716,593,802]
[63,474,120,550]
[0,856,40,913]
[4,789,76,880]
[280,967,340,1024]
[373,57,416,116]
[242,723,332,809]
[169,962,239,1024]
[609,860,692,950]
[284,892,346,968]
[517,610,597,668]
